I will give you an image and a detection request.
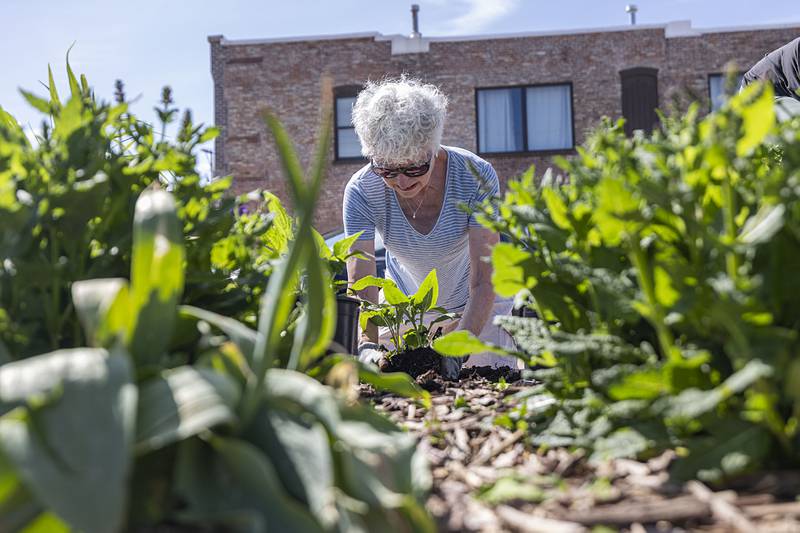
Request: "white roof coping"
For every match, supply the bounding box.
[214,20,800,50]
[218,32,379,46]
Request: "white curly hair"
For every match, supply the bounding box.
[352,77,448,166]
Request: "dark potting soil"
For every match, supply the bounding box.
[379,347,442,378]
[458,365,521,383]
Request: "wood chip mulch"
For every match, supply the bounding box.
[361,370,800,533]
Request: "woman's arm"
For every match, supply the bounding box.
[455,226,499,336]
[347,239,379,344]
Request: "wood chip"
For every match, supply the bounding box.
[497,505,586,533]
[471,430,525,466]
[687,480,755,533]
[742,501,800,518]
[566,495,710,525]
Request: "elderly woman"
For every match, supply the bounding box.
[343,77,517,378]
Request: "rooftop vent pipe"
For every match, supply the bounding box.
[625,4,638,25]
[410,4,421,38]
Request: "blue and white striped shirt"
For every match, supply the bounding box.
[342,146,499,312]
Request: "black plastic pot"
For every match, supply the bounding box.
[334,294,360,355]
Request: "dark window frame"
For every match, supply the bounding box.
[474,82,576,157]
[333,85,367,163]
[707,71,745,112]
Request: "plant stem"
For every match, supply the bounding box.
[629,240,676,361]
[721,171,740,283]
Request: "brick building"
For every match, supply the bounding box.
[208,20,800,234]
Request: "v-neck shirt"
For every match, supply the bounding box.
[342,145,500,311]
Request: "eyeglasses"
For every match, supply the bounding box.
[370,156,432,180]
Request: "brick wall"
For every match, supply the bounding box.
[209,23,800,234]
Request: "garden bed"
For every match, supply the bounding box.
[362,371,800,533]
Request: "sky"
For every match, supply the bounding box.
[2,0,799,176]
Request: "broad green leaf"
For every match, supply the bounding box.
[607,369,667,400]
[262,191,293,256]
[180,305,257,363]
[739,204,785,245]
[175,437,323,533]
[412,269,439,310]
[671,420,771,483]
[244,405,338,528]
[542,187,571,230]
[332,231,364,259]
[667,359,772,422]
[433,330,512,357]
[590,427,650,463]
[129,188,185,366]
[0,340,10,366]
[491,243,534,298]
[352,276,409,304]
[734,82,775,157]
[135,366,239,454]
[71,278,129,347]
[653,266,680,308]
[0,348,136,533]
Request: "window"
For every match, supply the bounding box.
[476,84,573,154]
[708,73,745,111]
[334,86,363,160]
[620,67,659,136]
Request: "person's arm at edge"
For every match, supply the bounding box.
[454,225,498,336]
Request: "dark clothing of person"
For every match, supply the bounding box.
[743,37,800,100]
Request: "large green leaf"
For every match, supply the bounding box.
[0,348,136,533]
[670,420,771,483]
[129,188,185,366]
[734,82,775,157]
[491,243,534,298]
[135,366,239,454]
[244,405,338,529]
[174,437,323,533]
[179,305,257,362]
[432,330,512,358]
[667,359,772,422]
[71,278,130,347]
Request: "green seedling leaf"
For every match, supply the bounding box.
[352,276,409,304]
[412,269,439,310]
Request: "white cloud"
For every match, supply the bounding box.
[430,0,520,35]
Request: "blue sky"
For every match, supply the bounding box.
[2,0,799,175]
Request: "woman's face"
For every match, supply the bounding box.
[374,152,436,199]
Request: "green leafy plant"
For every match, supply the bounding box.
[353,269,457,355]
[0,61,279,358]
[439,81,800,483]
[0,76,434,532]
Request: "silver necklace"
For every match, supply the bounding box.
[408,190,426,219]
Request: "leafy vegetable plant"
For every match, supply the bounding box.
[439,81,800,483]
[0,71,434,532]
[352,269,457,355]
